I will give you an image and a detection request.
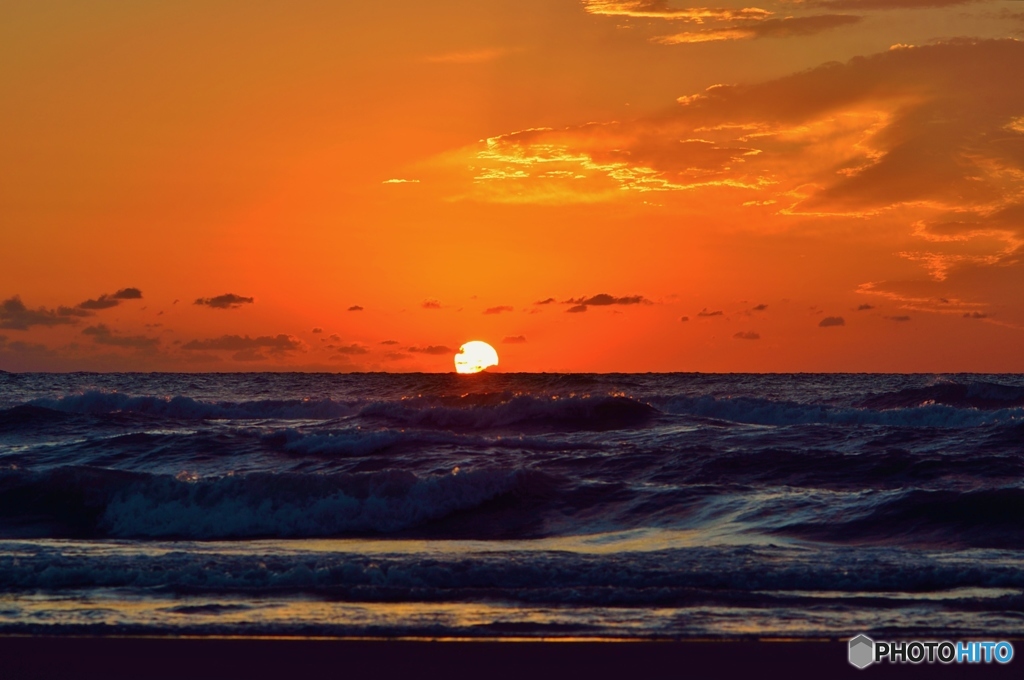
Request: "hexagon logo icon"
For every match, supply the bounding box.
[849,634,875,669]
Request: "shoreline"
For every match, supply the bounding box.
[2,635,1018,679]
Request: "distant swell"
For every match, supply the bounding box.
[360,394,657,431]
[17,391,657,432]
[659,395,1024,428]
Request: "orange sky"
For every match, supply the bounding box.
[2,0,1024,372]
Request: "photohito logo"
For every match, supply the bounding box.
[848,635,1014,669]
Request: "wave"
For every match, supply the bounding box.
[265,428,588,457]
[11,391,658,433]
[2,543,1022,605]
[25,392,359,421]
[0,466,549,539]
[770,487,1024,549]
[859,381,1024,410]
[360,394,657,431]
[658,394,1024,428]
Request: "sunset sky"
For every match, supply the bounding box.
[2,0,1024,372]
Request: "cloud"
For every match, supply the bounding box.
[382,178,421,183]
[813,0,980,8]
[0,296,75,330]
[565,293,650,306]
[502,335,527,344]
[856,304,875,311]
[336,344,369,355]
[655,15,861,44]
[819,316,846,327]
[697,308,723,317]
[562,293,651,313]
[734,331,761,340]
[232,348,267,362]
[582,1,772,22]
[348,305,364,311]
[380,339,399,345]
[408,345,453,355]
[483,305,515,315]
[329,334,341,341]
[964,312,989,319]
[752,303,768,311]
[81,324,160,350]
[312,327,323,334]
[680,316,689,322]
[77,287,143,311]
[885,315,912,322]
[194,293,254,309]
[534,298,556,305]
[182,334,301,353]
[422,299,442,309]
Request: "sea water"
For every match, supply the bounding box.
[1,372,1022,638]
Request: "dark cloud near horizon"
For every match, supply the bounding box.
[82,324,160,350]
[348,305,364,312]
[819,316,846,327]
[0,296,75,330]
[857,304,875,311]
[567,305,588,313]
[502,335,527,344]
[752,304,768,311]
[381,339,399,345]
[312,327,323,334]
[336,344,369,355]
[534,298,556,305]
[182,334,301,352]
[680,316,689,322]
[483,305,514,315]
[422,299,442,309]
[734,331,760,340]
[408,345,453,355]
[564,293,649,306]
[78,287,143,311]
[194,294,254,309]
[885,315,912,322]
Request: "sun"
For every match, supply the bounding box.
[455,340,499,374]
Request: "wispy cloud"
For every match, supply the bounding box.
[483,305,515,314]
[655,15,861,44]
[82,324,160,350]
[182,334,301,353]
[408,345,453,355]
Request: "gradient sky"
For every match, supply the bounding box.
[3,0,1024,372]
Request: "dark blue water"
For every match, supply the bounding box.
[1,372,1022,638]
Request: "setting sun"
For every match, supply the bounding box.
[454,341,498,374]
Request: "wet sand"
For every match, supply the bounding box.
[2,637,1018,680]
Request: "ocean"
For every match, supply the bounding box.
[0,372,1022,640]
